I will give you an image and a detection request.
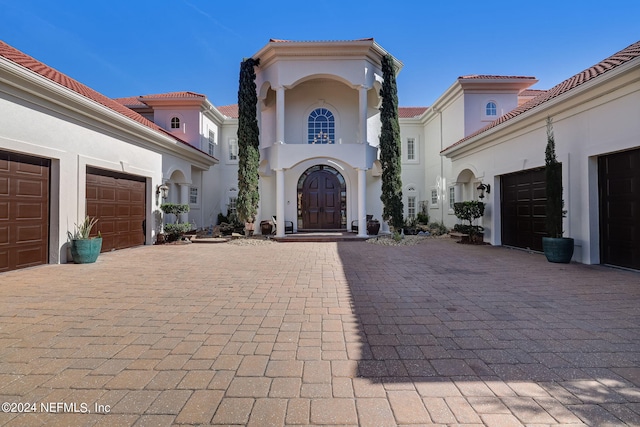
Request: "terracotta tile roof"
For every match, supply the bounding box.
[113,96,147,108]
[269,38,374,43]
[459,75,536,80]
[399,107,428,118]
[217,104,239,118]
[519,89,547,97]
[443,40,640,153]
[0,40,202,150]
[139,91,206,99]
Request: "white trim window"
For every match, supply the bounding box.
[189,187,199,205]
[228,197,237,216]
[407,196,416,219]
[407,137,416,161]
[228,138,238,162]
[170,116,181,129]
[308,108,335,144]
[449,187,455,209]
[486,101,497,116]
[208,130,216,157]
[431,189,438,206]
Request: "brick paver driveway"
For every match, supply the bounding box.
[0,238,639,426]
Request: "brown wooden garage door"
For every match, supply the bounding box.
[501,167,547,252]
[86,167,146,252]
[599,148,640,270]
[0,151,50,272]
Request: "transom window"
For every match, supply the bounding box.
[170,117,181,129]
[486,102,497,116]
[308,108,335,144]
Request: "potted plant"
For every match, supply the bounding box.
[367,218,380,235]
[160,203,192,242]
[68,216,102,263]
[542,117,574,263]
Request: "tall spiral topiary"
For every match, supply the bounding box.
[236,57,260,224]
[379,54,404,230]
[545,116,564,238]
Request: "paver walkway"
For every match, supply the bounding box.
[0,238,638,426]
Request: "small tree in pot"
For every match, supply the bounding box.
[542,117,574,263]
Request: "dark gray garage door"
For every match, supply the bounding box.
[0,150,50,272]
[599,148,640,270]
[501,167,547,252]
[86,167,146,252]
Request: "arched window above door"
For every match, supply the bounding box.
[307,108,335,144]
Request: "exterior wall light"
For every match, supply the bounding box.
[477,183,490,199]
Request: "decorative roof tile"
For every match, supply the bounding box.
[444,40,640,153]
[217,104,239,118]
[459,75,536,80]
[399,107,428,118]
[0,40,205,151]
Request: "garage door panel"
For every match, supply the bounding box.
[502,167,547,252]
[86,167,145,253]
[600,148,640,270]
[0,226,8,244]
[99,187,116,202]
[0,151,49,272]
[16,224,45,243]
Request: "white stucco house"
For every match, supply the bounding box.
[1,37,638,273]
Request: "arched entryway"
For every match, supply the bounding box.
[297,165,346,230]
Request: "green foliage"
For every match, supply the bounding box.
[428,221,449,236]
[545,117,565,238]
[416,212,430,225]
[160,203,190,218]
[237,57,261,224]
[453,201,485,225]
[453,201,485,236]
[163,222,193,240]
[160,203,191,240]
[67,216,99,240]
[379,54,404,230]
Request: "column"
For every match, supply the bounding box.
[276,86,285,144]
[179,183,190,224]
[275,168,285,237]
[357,168,367,237]
[358,86,368,144]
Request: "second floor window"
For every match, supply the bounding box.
[170,117,181,129]
[308,108,335,144]
[486,102,497,116]
[208,130,216,157]
[407,138,415,161]
[229,139,238,161]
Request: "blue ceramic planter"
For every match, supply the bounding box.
[542,237,574,263]
[70,237,103,264]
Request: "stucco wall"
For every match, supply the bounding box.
[0,86,163,264]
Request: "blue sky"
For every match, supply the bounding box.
[1,0,638,107]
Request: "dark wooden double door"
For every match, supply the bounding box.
[300,169,342,230]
